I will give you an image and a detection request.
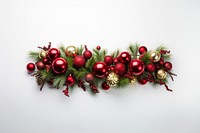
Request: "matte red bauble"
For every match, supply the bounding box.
[118,52,131,64]
[66,75,75,86]
[52,58,68,74]
[26,63,35,72]
[146,63,156,72]
[92,62,107,78]
[164,61,172,71]
[104,55,113,65]
[139,46,147,54]
[129,59,145,75]
[102,82,110,90]
[139,78,148,85]
[115,63,126,76]
[36,61,45,70]
[85,73,94,83]
[73,56,86,69]
[48,48,60,60]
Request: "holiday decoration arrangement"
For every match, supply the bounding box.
[26,42,176,97]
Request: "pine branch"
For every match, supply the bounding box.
[112,49,120,58]
[128,43,139,58]
[53,75,66,89]
[29,51,40,61]
[117,77,130,88]
[78,45,84,55]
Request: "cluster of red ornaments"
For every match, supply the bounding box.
[27,43,176,97]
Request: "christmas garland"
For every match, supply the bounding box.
[26,42,177,97]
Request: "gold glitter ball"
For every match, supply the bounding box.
[156,69,167,79]
[106,72,119,86]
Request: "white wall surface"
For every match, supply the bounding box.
[0,0,200,133]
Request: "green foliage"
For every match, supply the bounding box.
[29,51,40,61]
[53,75,66,89]
[78,45,84,55]
[93,48,107,61]
[112,49,120,58]
[117,77,130,88]
[128,43,139,58]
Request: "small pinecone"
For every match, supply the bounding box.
[32,72,45,85]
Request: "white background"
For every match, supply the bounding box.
[0,0,200,133]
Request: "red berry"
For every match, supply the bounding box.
[96,46,101,50]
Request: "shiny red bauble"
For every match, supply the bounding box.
[52,58,68,74]
[66,75,75,86]
[115,63,126,76]
[92,62,107,78]
[73,56,86,69]
[26,63,35,72]
[146,63,156,72]
[139,46,147,54]
[83,50,92,60]
[129,59,145,75]
[102,82,110,90]
[138,78,148,85]
[84,73,94,83]
[164,61,172,71]
[104,55,113,65]
[48,48,60,60]
[36,61,45,70]
[118,52,131,64]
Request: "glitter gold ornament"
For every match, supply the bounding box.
[65,45,78,56]
[39,51,47,59]
[106,72,119,86]
[149,51,161,62]
[156,69,167,79]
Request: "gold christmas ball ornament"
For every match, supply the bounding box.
[149,51,161,62]
[39,51,47,59]
[106,72,119,86]
[130,77,136,84]
[65,45,78,56]
[156,69,167,79]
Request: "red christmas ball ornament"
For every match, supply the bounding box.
[118,51,131,64]
[96,46,101,50]
[66,75,75,86]
[48,48,60,60]
[85,73,94,83]
[146,63,156,72]
[139,78,148,85]
[83,45,92,60]
[73,56,86,69]
[113,58,118,64]
[139,46,147,54]
[104,55,113,65]
[115,63,126,76]
[129,59,145,75]
[36,61,45,70]
[164,61,172,71]
[52,58,68,74]
[92,62,107,78]
[102,82,110,90]
[26,63,35,72]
